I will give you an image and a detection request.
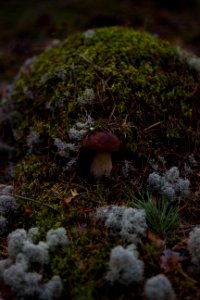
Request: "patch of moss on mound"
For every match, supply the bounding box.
[12,26,199,157]
[9,27,200,299]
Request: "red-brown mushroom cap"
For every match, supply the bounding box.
[83,131,121,152]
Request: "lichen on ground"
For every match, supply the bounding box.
[1,26,200,299]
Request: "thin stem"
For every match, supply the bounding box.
[72,52,104,73]
[0,193,59,212]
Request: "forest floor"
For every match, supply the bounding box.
[0,1,200,299]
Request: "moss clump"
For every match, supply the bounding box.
[12,26,199,158]
[8,26,200,299]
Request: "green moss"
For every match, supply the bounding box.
[10,26,200,299]
[12,26,199,157]
[47,217,111,299]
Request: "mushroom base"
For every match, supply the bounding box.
[90,151,112,180]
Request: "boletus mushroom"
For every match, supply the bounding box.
[83,131,121,180]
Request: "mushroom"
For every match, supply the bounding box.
[83,131,121,180]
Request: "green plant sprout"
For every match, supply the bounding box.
[135,193,180,240]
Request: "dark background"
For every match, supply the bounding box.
[1,0,200,83]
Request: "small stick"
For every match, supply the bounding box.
[0,193,59,212]
[143,121,163,132]
[108,104,116,123]
[72,53,104,73]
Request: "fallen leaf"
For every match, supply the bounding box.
[147,230,165,248]
[24,207,33,214]
[62,189,79,205]
[160,249,187,273]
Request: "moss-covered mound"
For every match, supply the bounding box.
[12,26,199,160]
[7,27,200,299]
[11,25,200,195]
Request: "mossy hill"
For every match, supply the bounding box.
[12,25,199,157]
[6,26,200,299]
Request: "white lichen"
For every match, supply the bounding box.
[83,29,95,38]
[77,88,95,105]
[19,56,37,74]
[95,205,147,243]
[22,241,49,265]
[40,275,63,300]
[148,166,190,201]
[68,115,94,141]
[54,138,77,157]
[1,227,67,299]
[0,184,13,195]
[68,127,87,141]
[46,227,69,251]
[7,229,27,258]
[3,262,42,292]
[0,194,17,215]
[0,215,8,236]
[63,158,77,172]
[26,129,40,153]
[54,67,67,81]
[121,160,135,178]
[187,227,200,269]
[106,245,144,285]
[27,227,40,244]
[188,154,198,167]
[45,39,60,51]
[23,86,34,99]
[144,274,176,300]
[176,47,200,72]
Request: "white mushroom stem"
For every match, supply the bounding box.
[90,151,112,179]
